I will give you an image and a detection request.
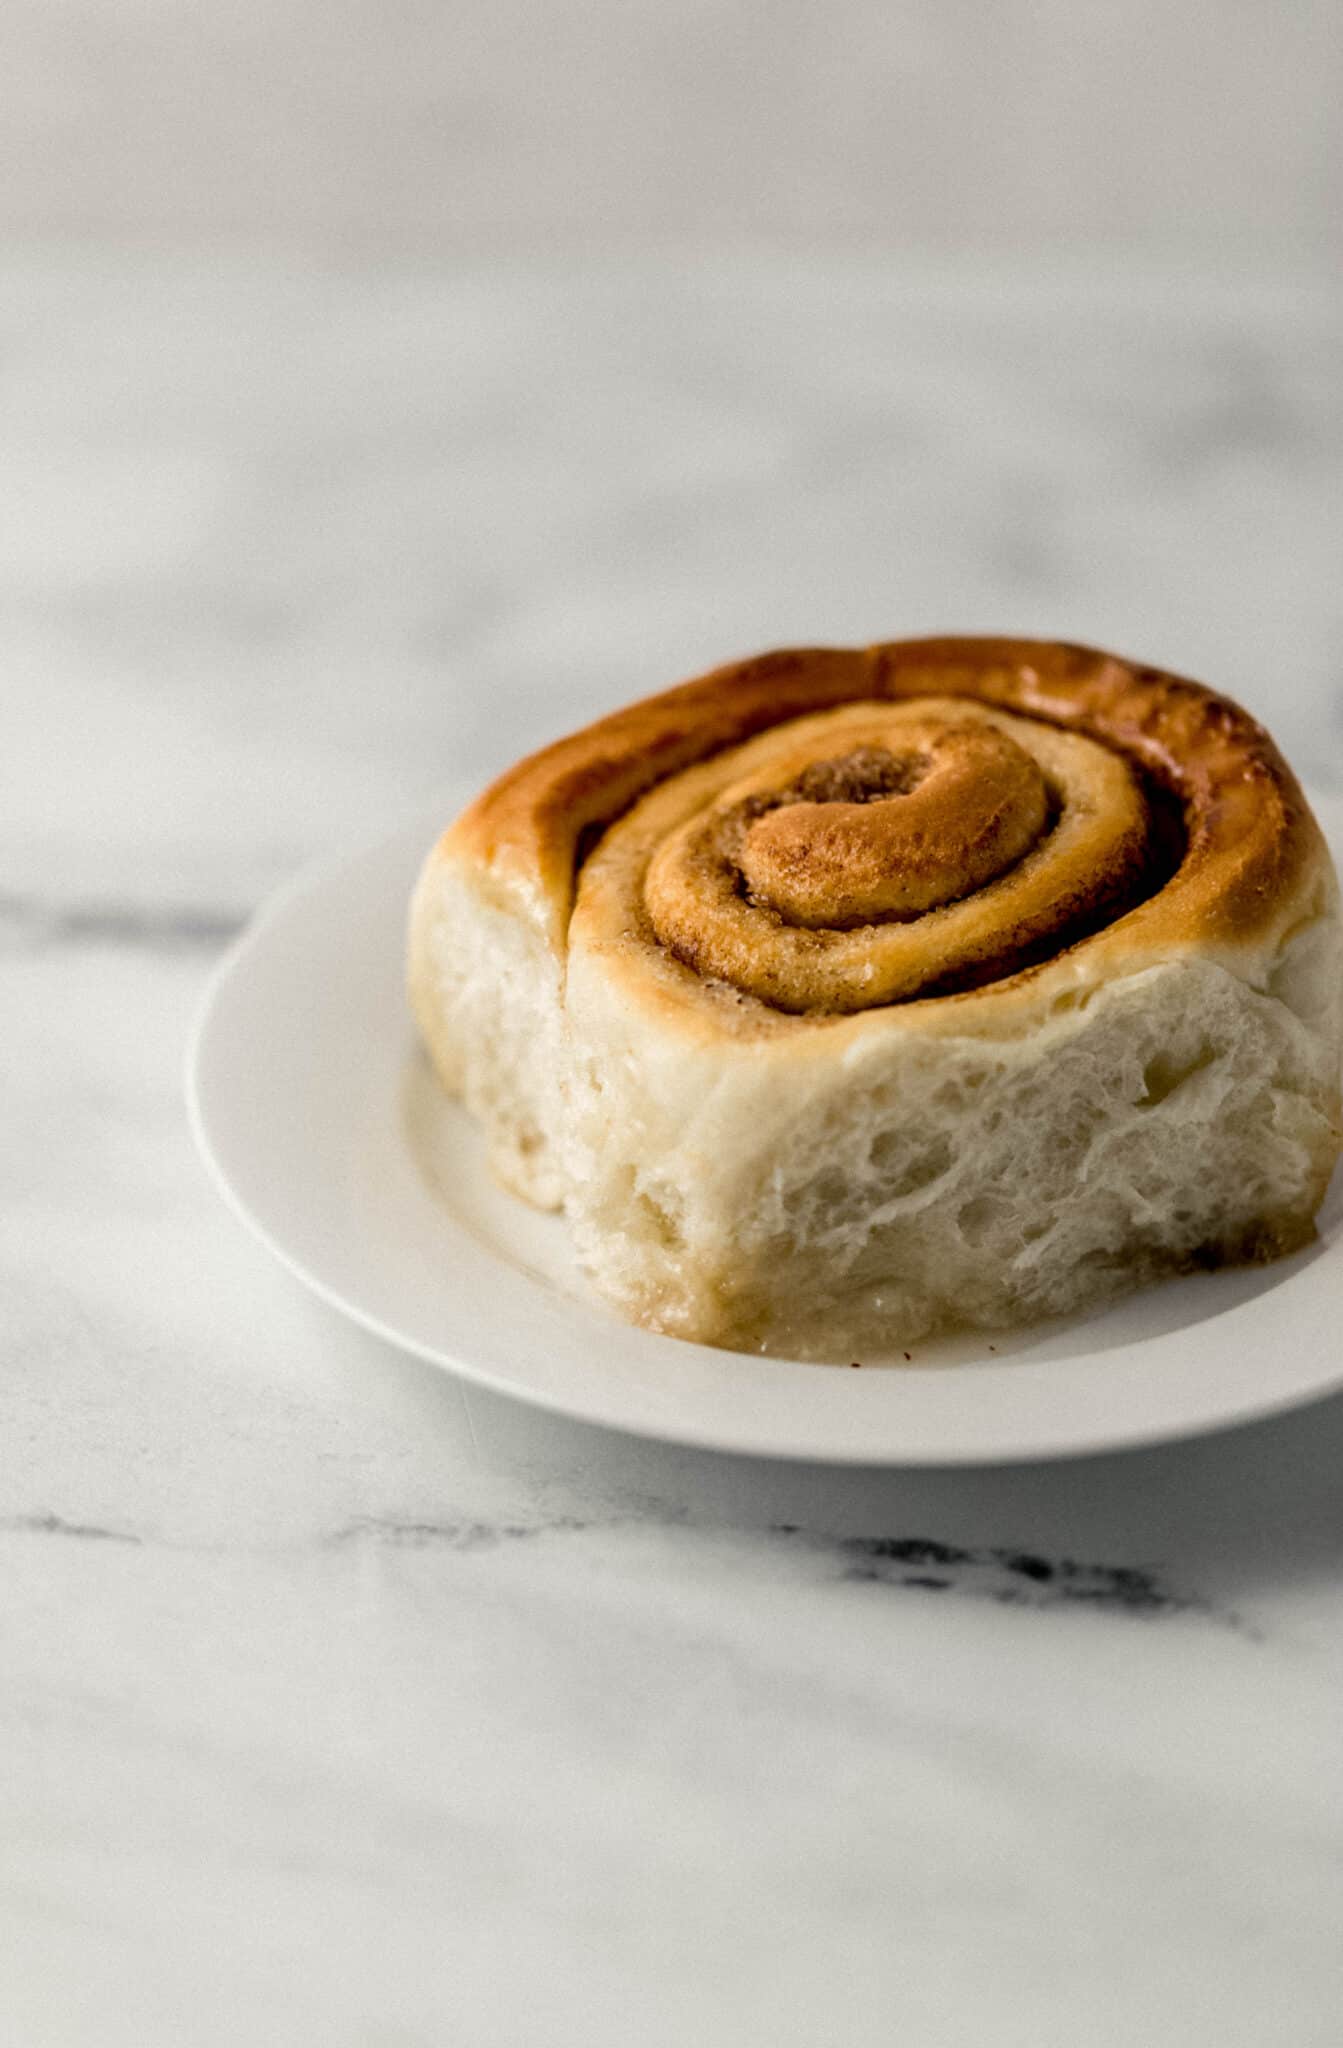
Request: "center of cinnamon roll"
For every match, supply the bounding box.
[736,731,1049,929]
[602,697,1154,1014]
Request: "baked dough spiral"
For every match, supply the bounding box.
[410,638,1341,1357]
[459,637,1322,1018]
[628,700,1152,1012]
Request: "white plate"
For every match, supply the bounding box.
[188,795,1343,1464]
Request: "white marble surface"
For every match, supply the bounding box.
[7,1,1339,264]
[4,245,1342,2047]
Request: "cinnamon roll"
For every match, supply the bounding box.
[409,638,1343,1357]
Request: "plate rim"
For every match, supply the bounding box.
[186,797,1343,1466]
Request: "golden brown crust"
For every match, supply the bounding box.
[634,700,1154,1012]
[727,720,1049,926]
[442,637,1330,1005]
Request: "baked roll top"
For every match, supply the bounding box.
[448,637,1328,1021]
[411,638,1340,1354]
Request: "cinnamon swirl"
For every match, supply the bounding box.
[409,638,1343,1357]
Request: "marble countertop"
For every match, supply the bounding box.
[4,244,1341,2047]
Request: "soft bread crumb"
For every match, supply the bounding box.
[557,937,1341,1356]
[411,832,1342,1356]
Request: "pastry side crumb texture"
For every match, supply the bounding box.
[559,940,1341,1357]
[408,639,1343,1359]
